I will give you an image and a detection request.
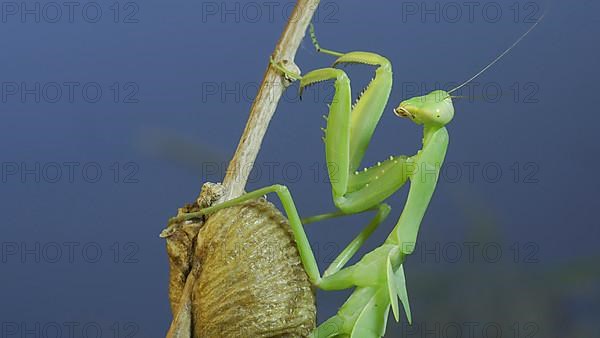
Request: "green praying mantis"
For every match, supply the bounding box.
[169,16,544,338]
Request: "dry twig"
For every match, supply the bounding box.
[219,0,322,201]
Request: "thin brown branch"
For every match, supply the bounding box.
[219,0,322,201]
[165,3,323,335]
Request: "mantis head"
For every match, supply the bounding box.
[394,90,454,127]
[393,12,544,129]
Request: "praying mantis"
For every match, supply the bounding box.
[169,16,544,338]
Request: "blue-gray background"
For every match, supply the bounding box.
[1,0,598,337]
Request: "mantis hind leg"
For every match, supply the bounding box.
[169,185,390,290]
[169,184,321,284]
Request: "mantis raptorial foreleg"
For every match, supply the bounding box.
[276,50,413,216]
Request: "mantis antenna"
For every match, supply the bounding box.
[448,13,546,94]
